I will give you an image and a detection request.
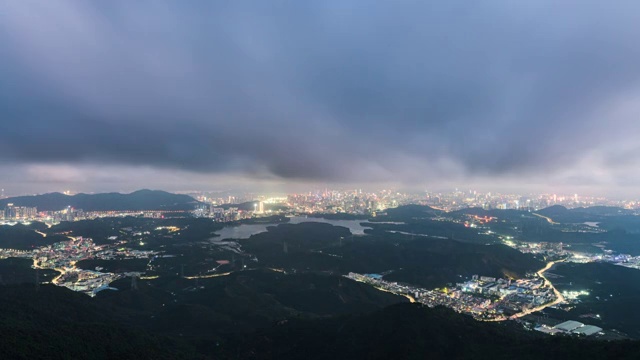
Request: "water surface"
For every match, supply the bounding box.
[212,216,372,240]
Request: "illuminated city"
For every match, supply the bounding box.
[4,1,640,358]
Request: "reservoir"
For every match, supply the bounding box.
[212,216,373,240]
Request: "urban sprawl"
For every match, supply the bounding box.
[1,189,640,337]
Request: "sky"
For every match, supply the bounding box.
[1,1,640,197]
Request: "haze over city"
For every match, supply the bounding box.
[2,1,640,197]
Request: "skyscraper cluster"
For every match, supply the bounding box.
[3,203,38,221]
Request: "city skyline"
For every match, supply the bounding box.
[1,187,638,214]
[3,2,640,196]
[2,181,640,204]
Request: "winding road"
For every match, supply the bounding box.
[508,259,566,320]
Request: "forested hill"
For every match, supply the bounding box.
[0,189,199,211]
[2,284,640,359]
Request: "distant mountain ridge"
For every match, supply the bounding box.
[538,205,632,217]
[0,189,199,211]
[535,205,635,224]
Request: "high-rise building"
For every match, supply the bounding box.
[4,203,16,220]
[15,206,37,220]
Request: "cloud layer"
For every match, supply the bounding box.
[2,1,640,195]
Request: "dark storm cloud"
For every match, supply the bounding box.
[1,1,640,186]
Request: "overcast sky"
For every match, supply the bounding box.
[2,1,640,197]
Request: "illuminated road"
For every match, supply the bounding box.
[49,261,78,285]
[533,213,558,225]
[348,276,416,303]
[507,259,566,320]
[140,275,159,280]
[184,271,233,279]
[50,268,67,285]
[374,285,416,303]
[183,267,284,280]
[32,257,66,285]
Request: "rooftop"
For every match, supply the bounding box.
[573,325,603,336]
[553,320,584,332]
